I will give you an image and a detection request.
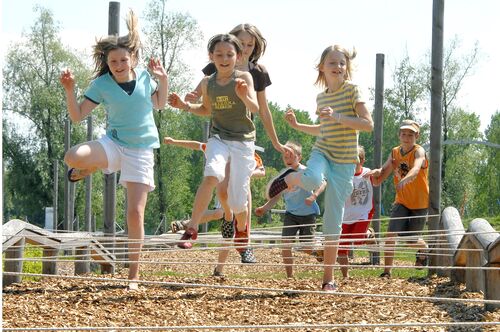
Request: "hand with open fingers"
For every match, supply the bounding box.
[148,58,168,80]
[168,92,186,110]
[60,69,75,91]
[184,91,200,103]
[234,78,249,99]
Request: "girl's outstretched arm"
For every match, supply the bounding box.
[149,58,169,110]
[163,136,204,151]
[168,78,211,117]
[257,90,293,155]
[285,108,321,136]
[60,69,97,123]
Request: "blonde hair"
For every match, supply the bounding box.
[315,45,357,88]
[91,10,142,79]
[229,23,267,64]
[357,145,366,161]
[285,141,302,157]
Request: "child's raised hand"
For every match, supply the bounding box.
[234,78,249,99]
[59,69,75,91]
[284,108,298,127]
[168,92,187,110]
[148,58,168,80]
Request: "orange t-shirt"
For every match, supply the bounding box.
[391,144,429,209]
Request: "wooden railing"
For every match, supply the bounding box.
[439,207,500,311]
[2,219,115,287]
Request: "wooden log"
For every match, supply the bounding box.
[3,237,25,286]
[439,207,464,277]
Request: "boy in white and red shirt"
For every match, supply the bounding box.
[338,146,375,278]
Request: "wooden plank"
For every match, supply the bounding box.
[464,237,486,292]
[488,236,500,264]
[485,263,500,311]
[453,236,468,267]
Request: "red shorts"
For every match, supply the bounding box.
[338,220,370,256]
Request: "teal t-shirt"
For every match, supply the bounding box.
[85,67,159,149]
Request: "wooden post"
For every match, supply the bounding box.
[485,236,500,311]
[464,237,486,292]
[201,121,210,237]
[101,1,120,275]
[75,246,89,275]
[53,160,58,231]
[428,0,444,275]
[76,115,94,275]
[3,238,25,286]
[64,117,71,232]
[372,53,385,265]
[42,248,58,275]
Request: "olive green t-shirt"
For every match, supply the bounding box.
[207,72,255,141]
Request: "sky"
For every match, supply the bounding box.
[2,0,500,132]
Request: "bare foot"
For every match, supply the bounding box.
[128,281,140,291]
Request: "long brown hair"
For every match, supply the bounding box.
[229,23,267,64]
[91,10,142,79]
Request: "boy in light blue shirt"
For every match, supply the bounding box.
[256,141,326,278]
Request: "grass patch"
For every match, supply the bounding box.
[2,244,43,282]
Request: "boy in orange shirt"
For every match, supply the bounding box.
[365,120,429,278]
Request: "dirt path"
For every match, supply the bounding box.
[2,248,499,331]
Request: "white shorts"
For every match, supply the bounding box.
[97,135,155,191]
[204,136,255,213]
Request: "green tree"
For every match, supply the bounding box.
[438,37,480,191]
[441,109,482,214]
[2,6,93,225]
[472,111,500,217]
[141,0,203,231]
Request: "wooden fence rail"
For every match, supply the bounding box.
[439,208,500,311]
[2,219,115,287]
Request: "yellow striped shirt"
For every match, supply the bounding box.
[314,81,363,164]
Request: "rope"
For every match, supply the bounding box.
[4,272,500,305]
[5,256,499,271]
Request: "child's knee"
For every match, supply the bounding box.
[301,170,324,190]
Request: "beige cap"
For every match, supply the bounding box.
[399,119,420,133]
